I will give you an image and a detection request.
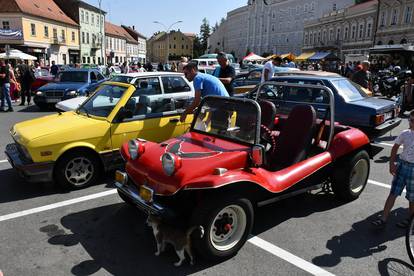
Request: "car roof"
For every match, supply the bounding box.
[115,72,184,77]
[274,71,342,78]
[62,68,99,73]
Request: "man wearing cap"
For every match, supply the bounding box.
[180,62,229,122]
[261,56,283,83]
[213,52,236,96]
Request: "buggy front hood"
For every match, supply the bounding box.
[126,132,250,195]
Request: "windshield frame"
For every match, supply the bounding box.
[190,96,261,146]
[76,82,131,120]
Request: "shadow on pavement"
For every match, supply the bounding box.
[376,135,398,143]
[378,258,414,276]
[44,203,221,276]
[0,167,114,204]
[17,105,43,113]
[312,208,408,268]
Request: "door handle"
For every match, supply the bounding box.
[169,118,179,123]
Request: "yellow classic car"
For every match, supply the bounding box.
[5,81,194,189]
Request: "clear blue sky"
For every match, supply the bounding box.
[84,0,246,38]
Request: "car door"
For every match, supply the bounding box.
[110,77,189,149]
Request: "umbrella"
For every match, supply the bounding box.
[0,49,37,60]
[265,54,279,60]
[280,53,296,61]
[243,52,266,61]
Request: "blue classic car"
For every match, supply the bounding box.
[247,71,401,139]
[33,69,106,109]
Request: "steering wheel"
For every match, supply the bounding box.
[260,124,276,153]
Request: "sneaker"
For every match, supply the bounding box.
[6,108,13,112]
[19,103,25,106]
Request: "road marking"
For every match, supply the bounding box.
[0,189,117,222]
[368,179,391,189]
[248,236,335,276]
[375,142,395,148]
[0,159,8,163]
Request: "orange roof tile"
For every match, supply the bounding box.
[1,0,78,26]
[105,21,137,43]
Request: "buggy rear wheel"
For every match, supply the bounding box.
[331,150,370,201]
[406,215,414,265]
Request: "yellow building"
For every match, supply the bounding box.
[0,0,80,65]
[147,30,194,63]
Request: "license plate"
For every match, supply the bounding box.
[139,185,154,203]
[384,111,393,121]
[45,98,60,103]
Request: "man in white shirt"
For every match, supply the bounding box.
[372,110,414,228]
[261,56,282,83]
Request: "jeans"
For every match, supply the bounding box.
[1,83,12,110]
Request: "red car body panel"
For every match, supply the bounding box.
[31,76,55,92]
[122,126,369,196]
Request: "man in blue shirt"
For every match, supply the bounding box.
[180,62,229,122]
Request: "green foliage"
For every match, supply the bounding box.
[199,18,211,54]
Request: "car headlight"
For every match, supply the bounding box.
[161,153,182,176]
[128,139,145,160]
[36,91,43,96]
[68,90,77,96]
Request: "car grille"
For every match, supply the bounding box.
[45,91,64,97]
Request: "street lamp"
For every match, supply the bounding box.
[98,0,104,65]
[153,20,183,63]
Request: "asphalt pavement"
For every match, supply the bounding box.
[0,102,414,276]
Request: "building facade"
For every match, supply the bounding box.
[122,25,147,63]
[302,0,378,60]
[54,0,106,65]
[147,30,194,63]
[0,0,79,65]
[208,0,354,59]
[375,0,414,46]
[105,21,127,64]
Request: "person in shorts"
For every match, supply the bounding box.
[372,110,414,228]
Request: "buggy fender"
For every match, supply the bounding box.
[183,152,333,193]
[329,128,370,160]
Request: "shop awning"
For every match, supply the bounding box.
[0,49,37,60]
[265,54,278,60]
[280,53,296,60]
[308,52,339,61]
[294,52,315,62]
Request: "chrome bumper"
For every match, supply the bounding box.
[115,177,165,216]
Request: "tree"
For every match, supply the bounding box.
[199,18,211,54]
[212,22,219,33]
[245,48,252,56]
[193,35,204,58]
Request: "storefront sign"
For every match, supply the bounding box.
[0,29,23,40]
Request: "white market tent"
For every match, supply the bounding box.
[243,52,266,61]
[0,49,37,60]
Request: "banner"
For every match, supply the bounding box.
[0,29,23,40]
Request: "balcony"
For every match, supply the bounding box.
[51,36,66,45]
[91,41,102,49]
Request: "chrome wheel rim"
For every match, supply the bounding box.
[210,205,247,251]
[64,157,94,186]
[350,159,368,193]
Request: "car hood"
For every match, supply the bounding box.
[126,132,250,195]
[38,82,87,91]
[13,112,106,145]
[350,97,396,112]
[55,96,88,111]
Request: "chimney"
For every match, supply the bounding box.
[132,25,135,30]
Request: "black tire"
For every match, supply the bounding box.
[331,150,370,201]
[36,102,49,111]
[405,215,414,265]
[117,190,135,206]
[54,151,101,190]
[190,195,254,261]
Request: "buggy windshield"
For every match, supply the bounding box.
[193,97,259,145]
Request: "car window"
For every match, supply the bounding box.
[132,77,161,96]
[90,72,97,82]
[57,71,88,82]
[284,87,329,103]
[80,84,127,117]
[248,71,262,80]
[97,73,105,81]
[162,76,191,93]
[199,61,207,66]
[331,79,367,102]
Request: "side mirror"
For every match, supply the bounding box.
[117,107,133,121]
[251,145,265,167]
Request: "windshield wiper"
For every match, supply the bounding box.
[77,106,90,118]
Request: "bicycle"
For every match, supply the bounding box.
[405,214,414,264]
